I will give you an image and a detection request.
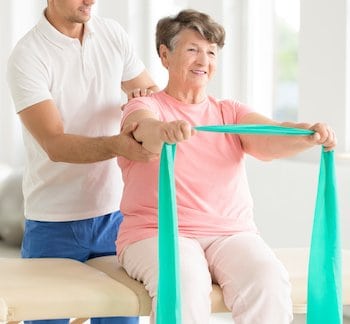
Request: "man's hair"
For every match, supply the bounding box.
[155,9,225,56]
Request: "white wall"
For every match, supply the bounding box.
[0,0,47,167]
[246,151,350,249]
[299,0,349,153]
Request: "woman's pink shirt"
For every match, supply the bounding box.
[116,91,258,254]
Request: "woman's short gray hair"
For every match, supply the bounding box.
[156,9,225,56]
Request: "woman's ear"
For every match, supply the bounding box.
[159,44,169,69]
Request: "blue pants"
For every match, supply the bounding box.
[21,211,139,324]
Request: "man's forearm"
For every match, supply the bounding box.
[42,133,120,163]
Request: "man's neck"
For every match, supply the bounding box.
[44,8,85,42]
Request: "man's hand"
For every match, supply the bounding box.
[116,122,159,162]
[127,88,154,100]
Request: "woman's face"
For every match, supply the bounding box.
[161,29,218,90]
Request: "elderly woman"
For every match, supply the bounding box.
[116,9,336,324]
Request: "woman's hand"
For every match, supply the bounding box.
[282,121,337,152]
[159,120,194,144]
[132,118,195,154]
[308,122,337,151]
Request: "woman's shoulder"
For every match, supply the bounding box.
[207,95,244,108]
[122,92,164,118]
[207,95,255,123]
[126,91,164,108]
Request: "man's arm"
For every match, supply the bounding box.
[121,69,159,100]
[238,112,337,161]
[19,100,158,163]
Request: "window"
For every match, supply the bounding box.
[273,0,299,122]
[245,0,349,154]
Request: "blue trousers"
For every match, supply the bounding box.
[21,211,139,324]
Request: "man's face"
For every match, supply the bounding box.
[49,0,95,24]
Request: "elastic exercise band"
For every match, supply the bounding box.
[156,124,341,324]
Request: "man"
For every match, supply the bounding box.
[6,1,158,323]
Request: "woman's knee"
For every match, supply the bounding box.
[224,259,292,322]
[223,257,292,310]
[249,257,291,296]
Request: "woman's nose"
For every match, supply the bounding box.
[196,51,209,65]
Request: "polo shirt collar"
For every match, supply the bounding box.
[36,11,95,48]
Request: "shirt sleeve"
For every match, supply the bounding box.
[220,99,255,124]
[121,96,161,128]
[7,43,52,113]
[108,19,145,82]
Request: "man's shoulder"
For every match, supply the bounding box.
[8,27,41,63]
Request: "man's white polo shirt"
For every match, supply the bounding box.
[7,14,145,221]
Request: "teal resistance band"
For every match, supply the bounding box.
[307,149,342,324]
[156,124,342,324]
[157,143,182,324]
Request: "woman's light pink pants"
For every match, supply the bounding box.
[119,232,293,324]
